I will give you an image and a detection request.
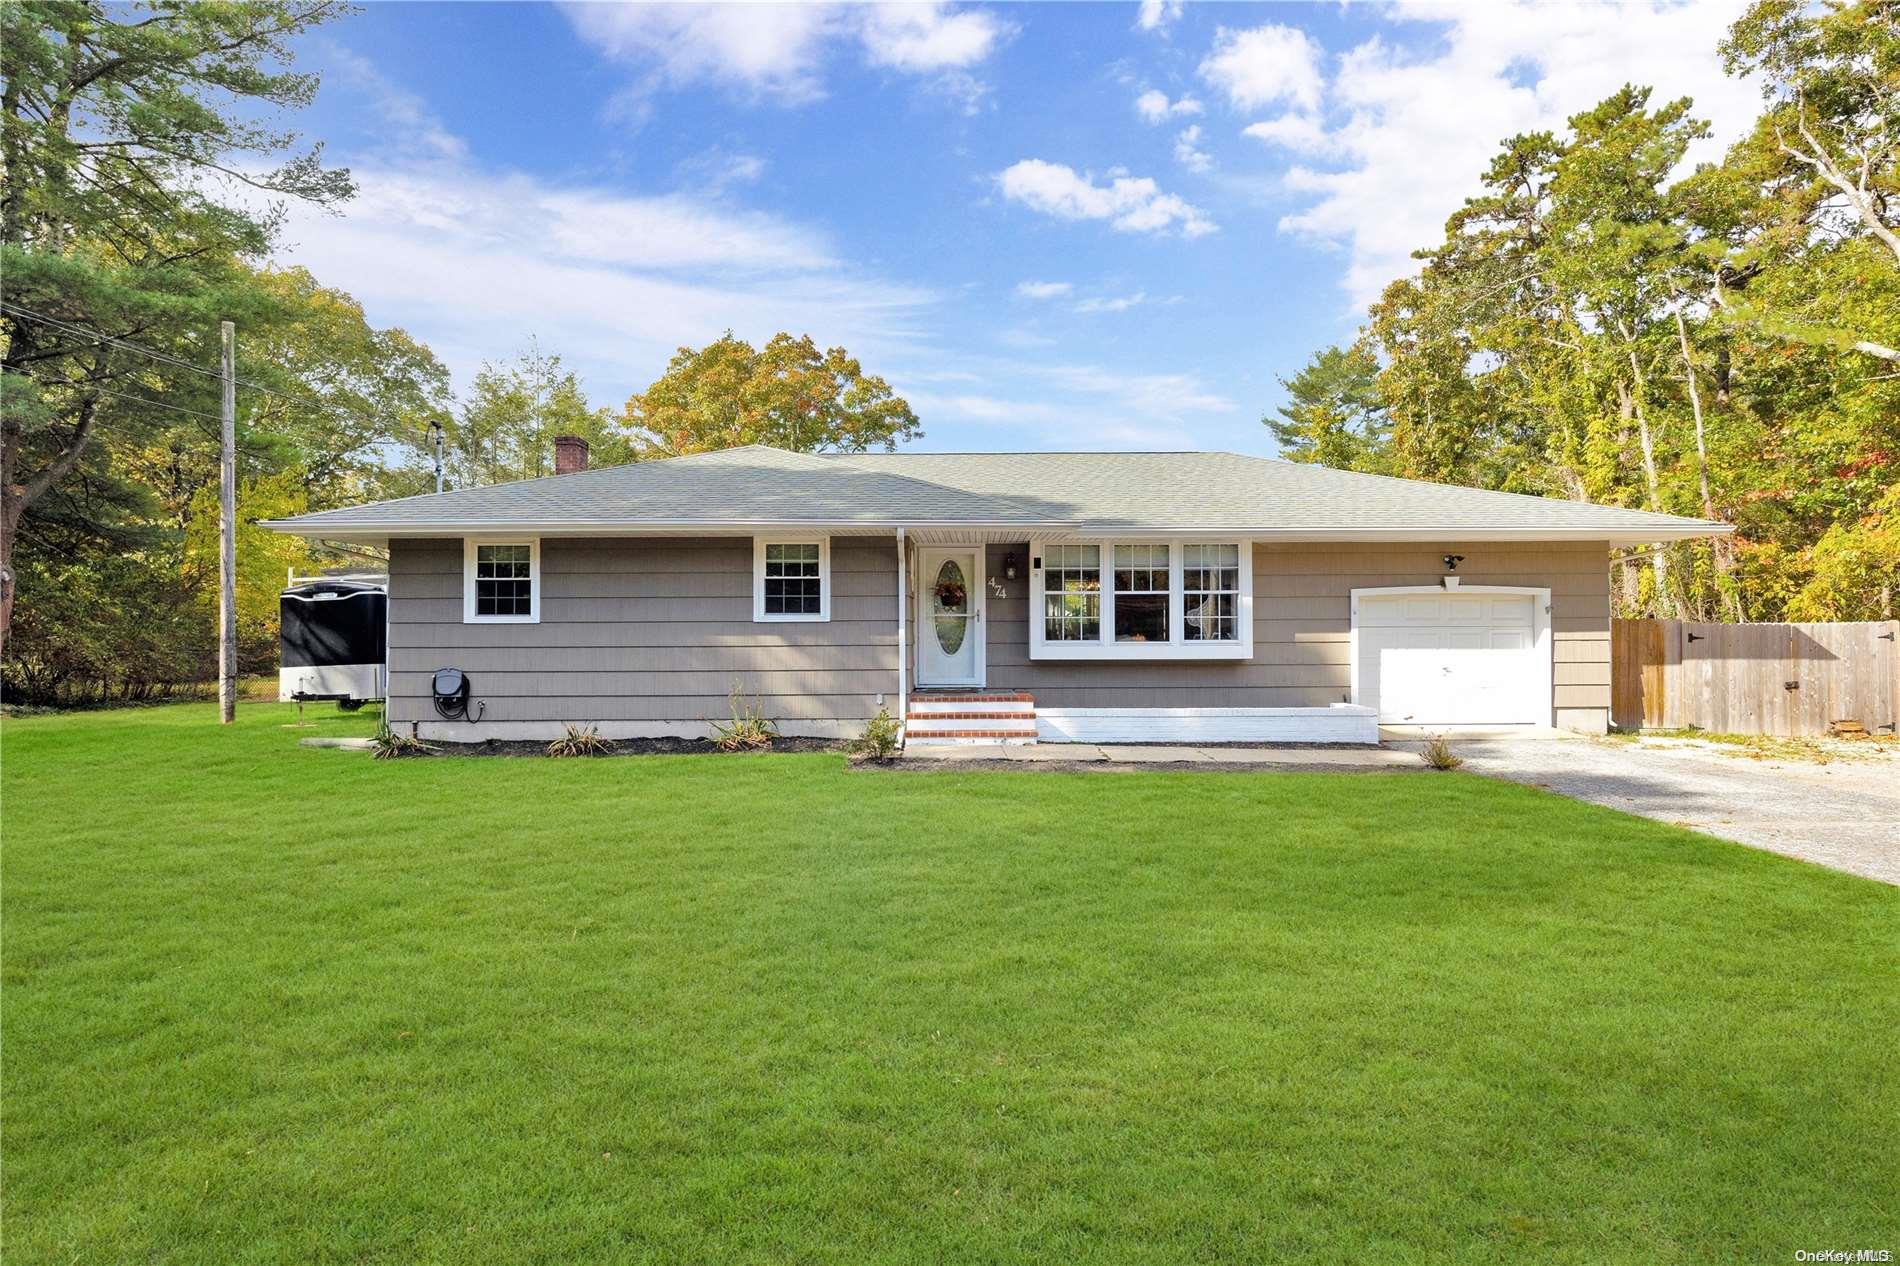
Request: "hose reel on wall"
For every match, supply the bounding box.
[432,668,484,723]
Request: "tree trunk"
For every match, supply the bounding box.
[1616,347,1673,618]
[0,487,19,663]
[1674,310,1742,621]
[0,394,101,657]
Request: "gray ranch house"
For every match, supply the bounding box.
[267,443,1728,746]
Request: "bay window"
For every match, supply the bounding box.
[1031,539,1251,660]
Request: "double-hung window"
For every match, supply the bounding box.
[754,538,830,622]
[1042,545,1101,641]
[1031,539,1251,660]
[1112,545,1169,642]
[463,539,539,623]
[1182,544,1241,642]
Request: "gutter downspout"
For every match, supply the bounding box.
[895,527,908,750]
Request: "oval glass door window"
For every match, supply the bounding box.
[933,560,968,654]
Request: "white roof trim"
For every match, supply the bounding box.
[266,520,1730,545]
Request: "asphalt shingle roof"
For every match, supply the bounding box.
[266,445,1729,539]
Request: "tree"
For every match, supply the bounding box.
[1328,9,1898,622]
[1,0,353,652]
[445,341,623,487]
[1267,343,1393,473]
[622,332,921,456]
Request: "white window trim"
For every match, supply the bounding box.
[1028,539,1253,661]
[463,537,541,624]
[753,537,831,623]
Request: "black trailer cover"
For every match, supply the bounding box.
[280,581,387,668]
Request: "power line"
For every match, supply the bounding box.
[0,300,227,384]
[72,382,228,425]
[0,300,413,432]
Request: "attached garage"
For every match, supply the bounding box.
[1352,586,1552,727]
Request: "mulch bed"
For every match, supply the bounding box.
[425,736,849,758]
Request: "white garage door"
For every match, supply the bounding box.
[1357,592,1545,725]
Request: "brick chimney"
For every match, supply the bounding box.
[553,434,589,475]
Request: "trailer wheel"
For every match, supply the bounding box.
[337,699,366,712]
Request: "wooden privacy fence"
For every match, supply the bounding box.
[1612,619,1899,736]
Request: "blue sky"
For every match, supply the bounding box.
[278,1,1761,455]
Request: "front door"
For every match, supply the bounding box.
[917,548,983,687]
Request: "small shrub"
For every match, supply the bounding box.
[710,684,778,752]
[372,730,438,760]
[548,723,615,758]
[850,707,902,761]
[1419,734,1463,771]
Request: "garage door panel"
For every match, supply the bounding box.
[1357,592,1546,725]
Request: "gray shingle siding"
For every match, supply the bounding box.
[386,534,1610,737]
[975,541,1609,729]
[389,536,898,736]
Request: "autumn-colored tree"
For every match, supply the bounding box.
[1283,0,1897,621]
[623,332,920,456]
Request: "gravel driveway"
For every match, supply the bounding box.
[1435,734,1900,886]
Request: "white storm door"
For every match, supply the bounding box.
[917,548,982,686]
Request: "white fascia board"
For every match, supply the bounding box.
[263,519,1731,544]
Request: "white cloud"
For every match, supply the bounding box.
[997,159,1217,238]
[1015,280,1073,299]
[1261,0,1762,307]
[324,44,466,161]
[1173,124,1212,172]
[1074,292,1146,314]
[1135,88,1204,124]
[1240,113,1333,155]
[274,159,936,402]
[905,358,1236,446]
[563,2,1009,108]
[859,3,1008,71]
[1040,363,1235,416]
[565,2,836,104]
[1199,24,1324,114]
[1136,0,1183,35]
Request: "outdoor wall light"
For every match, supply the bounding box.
[1443,554,1465,572]
[1005,553,1022,580]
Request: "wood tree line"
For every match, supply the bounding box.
[1269,0,1898,623]
[0,2,915,704]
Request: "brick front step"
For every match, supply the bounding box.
[905,691,1037,745]
[905,731,1038,742]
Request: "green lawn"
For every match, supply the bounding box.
[4,705,1895,1264]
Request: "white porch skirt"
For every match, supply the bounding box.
[1035,704,1378,745]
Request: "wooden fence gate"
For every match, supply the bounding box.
[1611,619,1900,736]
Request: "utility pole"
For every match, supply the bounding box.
[430,418,445,493]
[219,319,237,725]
